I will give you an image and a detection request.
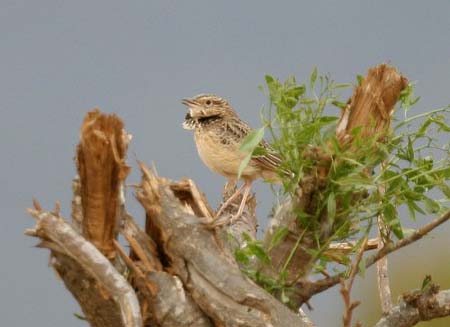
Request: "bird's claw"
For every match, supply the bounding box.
[208,213,241,228]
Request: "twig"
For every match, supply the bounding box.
[365,208,450,268]
[71,176,83,232]
[376,218,392,315]
[327,238,379,253]
[375,286,450,327]
[296,209,450,305]
[340,237,367,327]
[376,163,393,315]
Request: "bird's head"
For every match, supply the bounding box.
[182,94,236,129]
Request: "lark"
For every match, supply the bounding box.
[182,94,286,225]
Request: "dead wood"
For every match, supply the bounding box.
[120,212,212,327]
[135,163,314,327]
[26,208,142,327]
[375,282,450,327]
[336,64,408,143]
[77,109,131,259]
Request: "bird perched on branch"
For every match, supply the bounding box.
[182,94,286,225]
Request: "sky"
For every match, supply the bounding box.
[1,1,449,326]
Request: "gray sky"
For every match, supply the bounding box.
[1,1,449,326]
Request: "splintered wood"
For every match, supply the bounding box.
[336,64,408,144]
[77,109,131,259]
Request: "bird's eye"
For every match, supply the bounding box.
[205,100,212,106]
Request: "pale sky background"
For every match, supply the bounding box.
[1,1,450,326]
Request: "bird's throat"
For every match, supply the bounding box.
[183,113,222,130]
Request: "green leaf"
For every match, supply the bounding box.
[334,174,375,191]
[421,275,432,291]
[332,101,347,109]
[286,86,306,99]
[411,96,421,106]
[356,74,364,85]
[433,167,450,179]
[327,192,336,222]
[295,209,313,225]
[334,83,352,90]
[407,137,414,162]
[383,203,404,239]
[247,243,271,265]
[417,118,432,137]
[404,190,423,201]
[386,172,405,193]
[269,227,289,250]
[234,249,250,265]
[281,289,290,304]
[424,197,440,214]
[318,116,339,124]
[439,183,450,198]
[430,116,450,132]
[310,67,318,88]
[242,232,253,242]
[237,153,252,180]
[240,126,266,153]
[407,200,426,215]
[238,126,266,179]
[407,200,416,220]
[265,75,275,85]
[252,146,267,156]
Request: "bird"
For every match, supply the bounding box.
[182,94,286,225]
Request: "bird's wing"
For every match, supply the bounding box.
[252,139,285,172]
[225,118,288,175]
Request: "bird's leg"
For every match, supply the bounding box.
[229,180,252,223]
[211,181,252,228]
[215,182,245,218]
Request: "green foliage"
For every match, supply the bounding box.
[260,69,449,241]
[261,71,343,194]
[235,233,271,266]
[235,68,449,304]
[234,231,301,308]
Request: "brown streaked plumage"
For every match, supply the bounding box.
[182,94,287,225]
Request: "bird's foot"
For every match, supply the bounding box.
[209,212,241,228]
[214,203,230,219]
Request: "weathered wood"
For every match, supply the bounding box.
[26,209,142,327]
[375,287,450,327]
[135,164,315,327]
[141,272,213,327]
[336,64,408,143]
[77,109,131,259]
[120,212,212,327]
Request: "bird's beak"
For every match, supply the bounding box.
[182,98,205,118]
[181,98,197,107]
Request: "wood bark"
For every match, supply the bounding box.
[375,286,450,327]
[135,163,313,327]
[26,208,142,327]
